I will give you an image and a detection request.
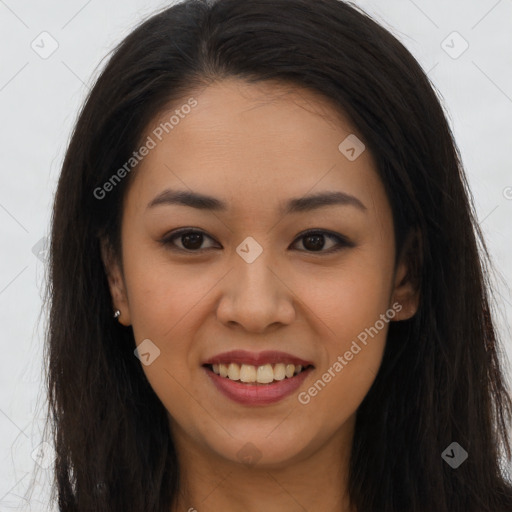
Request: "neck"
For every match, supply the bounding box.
[170,416,356,512]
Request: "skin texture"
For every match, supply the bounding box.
[102,78,419,512]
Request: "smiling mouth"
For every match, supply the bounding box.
[204,362,313,385]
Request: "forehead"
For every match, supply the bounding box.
[150,78,357,157]
[125,78,385,218]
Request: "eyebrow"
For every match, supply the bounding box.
[146,188,367,214]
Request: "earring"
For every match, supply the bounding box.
[113,309,121,319]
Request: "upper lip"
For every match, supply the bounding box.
[203,350,314,367]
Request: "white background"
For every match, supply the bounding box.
[0,0,511,509]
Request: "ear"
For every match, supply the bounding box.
[100,238,132,326]
[390,228,422,321]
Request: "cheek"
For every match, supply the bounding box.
[294,252,393,419]
[120,248,214,396]
[123,247,209,339]
[298,287,390,434]
[122,256,209,421]
[300,253,394,344]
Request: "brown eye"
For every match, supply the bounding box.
[292,230,353,254]
[161,229,218,252]
[161,228,353,255]
[302,233,327,251]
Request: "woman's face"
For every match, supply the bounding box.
[104,78,417,468]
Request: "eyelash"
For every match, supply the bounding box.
[159,228,354,255]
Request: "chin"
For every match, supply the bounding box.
[201,425,317,469]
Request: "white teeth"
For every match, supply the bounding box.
[209,362,307,383]
[227,363,240,380]
[256,364,274,384]
[240,364,257,383]
[273,363,286,380]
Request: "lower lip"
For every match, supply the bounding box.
[204,366,313,405]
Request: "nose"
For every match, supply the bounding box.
[215,251,296,333]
